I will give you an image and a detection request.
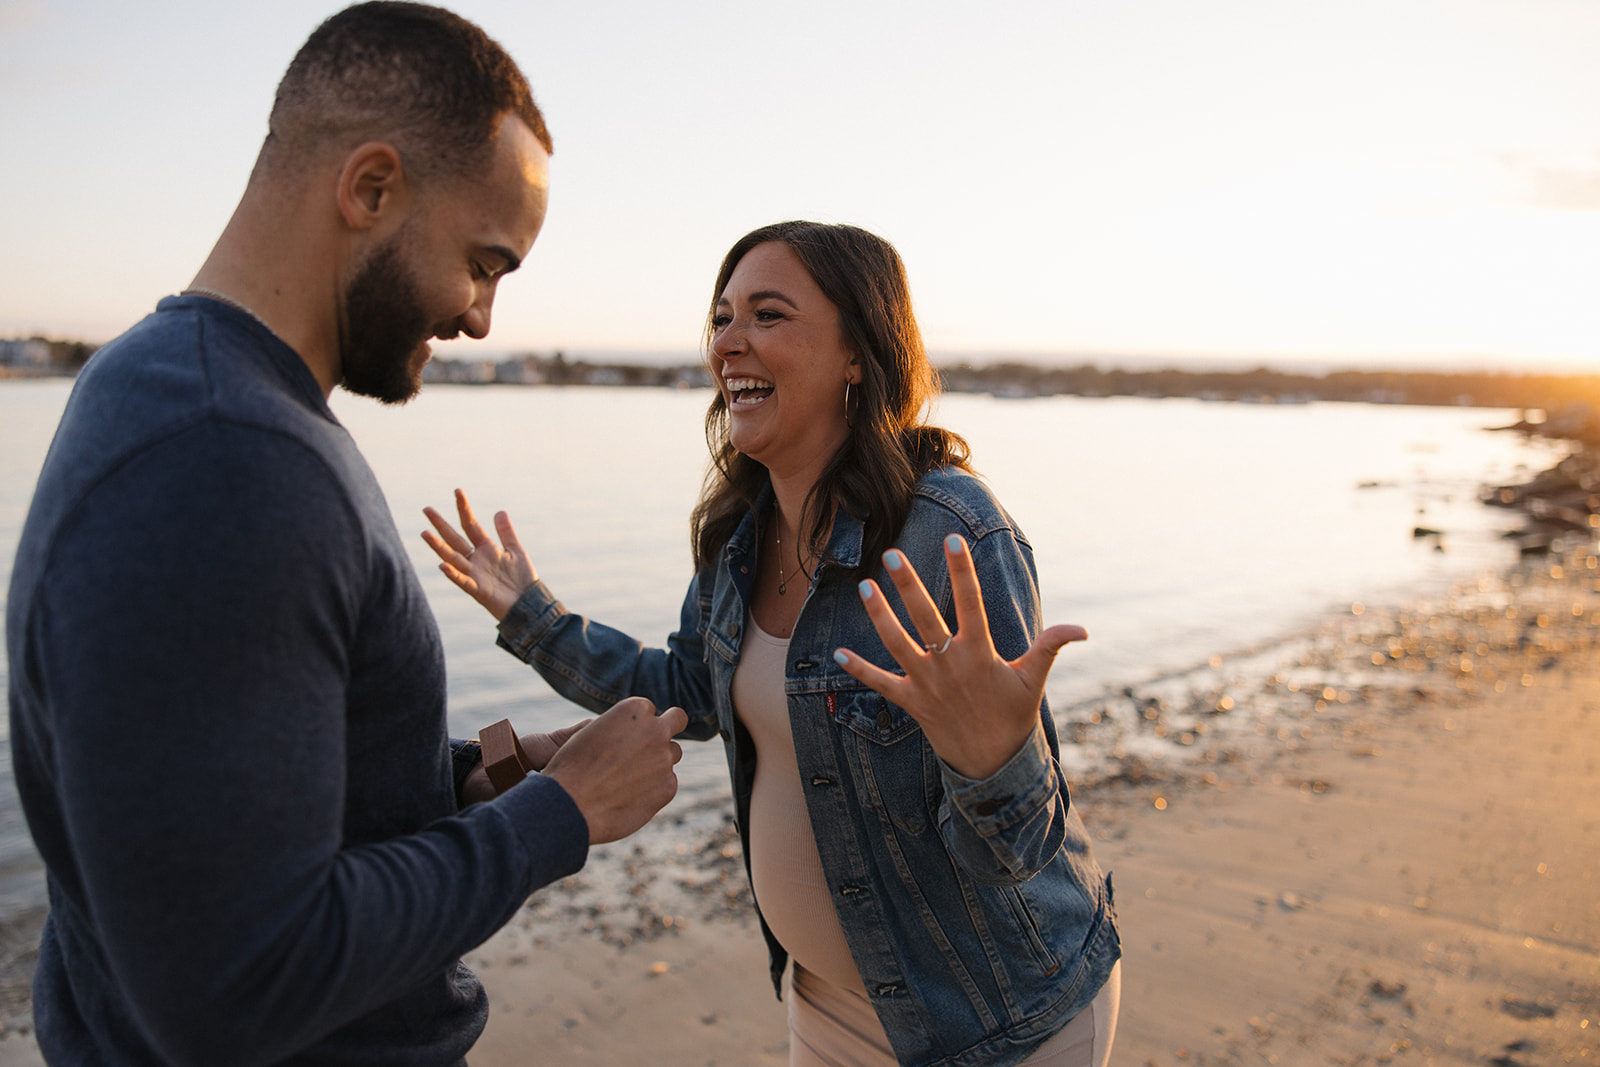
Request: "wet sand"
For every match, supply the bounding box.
[1,553,1597,1065]
[1089,632,1600,1063]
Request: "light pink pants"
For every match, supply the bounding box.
[788,960,1121,1067]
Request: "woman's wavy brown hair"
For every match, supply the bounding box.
[689,221,972,577]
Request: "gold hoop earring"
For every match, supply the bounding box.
[844,379,852,426]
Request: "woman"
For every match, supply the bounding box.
[423,222,1121,1066]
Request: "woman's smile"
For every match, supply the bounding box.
[725,376,775,407]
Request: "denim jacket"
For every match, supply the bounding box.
[496,467,1120,1067]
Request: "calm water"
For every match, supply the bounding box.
[0,379,1568,921]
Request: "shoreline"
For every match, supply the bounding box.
[2,548,1598,1061]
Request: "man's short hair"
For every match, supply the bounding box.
[266,1,551,186]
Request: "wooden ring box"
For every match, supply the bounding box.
[478,718,534,796]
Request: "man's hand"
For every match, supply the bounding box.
[542,697,687,844]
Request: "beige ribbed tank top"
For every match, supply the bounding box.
[731,617,866,993]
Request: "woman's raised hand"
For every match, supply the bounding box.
[421,489,537,622]
[833,535,1087,782]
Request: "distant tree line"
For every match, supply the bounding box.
[16,335,1600,433]
[934,361,1600,416]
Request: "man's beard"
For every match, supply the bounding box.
[339,235,433,405]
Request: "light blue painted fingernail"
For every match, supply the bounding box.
[945,534,964,553]
[883,550,903,571]
[834,650,850,666]
[858,580,874,599]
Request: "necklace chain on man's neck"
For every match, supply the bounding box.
[181,287,278,339]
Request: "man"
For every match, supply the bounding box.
[5,4,687,1063]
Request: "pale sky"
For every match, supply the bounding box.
[3,0,1598,371]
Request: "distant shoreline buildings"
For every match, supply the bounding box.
[0,337,95,378]
[422,351,712,390]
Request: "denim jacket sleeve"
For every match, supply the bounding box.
[937,719,1064,884]
[493,571,723,742]
[927,521,1069,885]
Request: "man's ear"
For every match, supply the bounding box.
[336,142,410,231]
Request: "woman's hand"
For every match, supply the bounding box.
[421,489,537,622]
[833,534,1087,781]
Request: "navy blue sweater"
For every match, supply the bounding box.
[6,295,588,1065]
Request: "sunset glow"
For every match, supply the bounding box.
[1,0,1596,370]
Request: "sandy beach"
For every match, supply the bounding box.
[457,543,1599,1067]
[1,551,1596,1065]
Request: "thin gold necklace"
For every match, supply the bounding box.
[773,522,813,596]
